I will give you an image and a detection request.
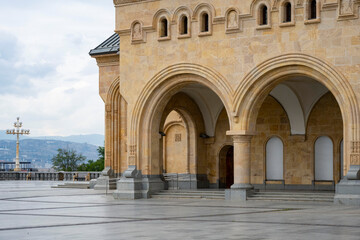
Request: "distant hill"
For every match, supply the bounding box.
[0,139,99,169]
[0,132,104,146]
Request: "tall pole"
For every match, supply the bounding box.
[6,117,30,172]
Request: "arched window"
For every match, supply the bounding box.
[259,5,268,25]
[309,0,317,19]
[201,12,209,32]
[266,137,284,180]
[284,2,292,23]
[315,136,333,181]
[160,18,168,37]
[180,15,188,35]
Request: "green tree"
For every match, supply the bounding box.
[77,146,104,171]
[51,148,86,171]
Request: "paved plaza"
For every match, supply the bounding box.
[0,181,359,239]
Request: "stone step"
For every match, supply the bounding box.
[252,193,334,198]
[155,193,225,197]
[248,196,334,202]
[52,182,90,189]
[253,191,334,195]
[151,194,225,200]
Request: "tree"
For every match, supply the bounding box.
[77,146,104,171]
[51,148,86,171]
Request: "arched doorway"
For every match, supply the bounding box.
[314,136,334,181]
[219,145,234,188]
[266,137,284,181]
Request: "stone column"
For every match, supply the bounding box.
[225,134,254,201]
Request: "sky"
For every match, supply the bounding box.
[0,0,115,136]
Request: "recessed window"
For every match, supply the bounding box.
[259,5,268,25]
[160,18,168,37]
[309,0,317,19]
[284,2,292,23]
[201,12,209,32]
[180,15,188,35]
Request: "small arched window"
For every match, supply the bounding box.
[309,0,317,19]
[180,15,188,35]
[259,5,268,25]
[284,2,292,23]
[160,18,168,37]
[201,12,209,32]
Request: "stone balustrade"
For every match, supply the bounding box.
[0,171,101,181]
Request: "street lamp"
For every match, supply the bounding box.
[6,117,30,171]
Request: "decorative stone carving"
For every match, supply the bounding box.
[227,11,238,28]
[132,22,142,40]
[128,145,137,165]
[340,0,353,15]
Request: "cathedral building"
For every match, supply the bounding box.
[90,0,360,204]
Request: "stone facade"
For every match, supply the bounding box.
[90,0,360,203]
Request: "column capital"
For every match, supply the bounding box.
[226,130,256,136]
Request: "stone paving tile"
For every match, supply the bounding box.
[0,181,359,240]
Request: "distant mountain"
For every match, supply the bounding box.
[0,131,104,146]
[0,139,99,169]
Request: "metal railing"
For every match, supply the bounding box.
[0,171,101,181]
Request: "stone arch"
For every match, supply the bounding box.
[152,8,172,27]
[172,6,192,23]
[193,3,216,21]
[234,53,359,177]
[130,64,233,176]
[105,77,127,174]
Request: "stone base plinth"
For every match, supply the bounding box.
[113,175,165,200]
[225,184,254,201]
[94,176,117,190]
[334,179,360,206]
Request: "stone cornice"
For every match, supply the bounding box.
[113,0,159,6]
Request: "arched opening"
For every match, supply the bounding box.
[201,12,209,32]
[309,0,317,20]
[283,2,292,23]
[219,145,234,188]
[180,15,188,35]
[163,111,188,174]
[134,70,232,192]
[266,137,284,180]
[259,5,268,25]
[315,136,334,181]
[159,18,168,37]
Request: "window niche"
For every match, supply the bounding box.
[178,15,191,38]
[198,11,212,36]
[257,4,271,29]
[305,0,321,24]
[158,17,170,41]
[279,1,295,27]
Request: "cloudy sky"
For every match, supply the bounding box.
[0,0,114,136]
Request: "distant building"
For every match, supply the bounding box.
[90,0,360,204]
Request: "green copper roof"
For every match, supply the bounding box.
[89,33,119,56]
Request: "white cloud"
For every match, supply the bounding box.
[0,0,114,136]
